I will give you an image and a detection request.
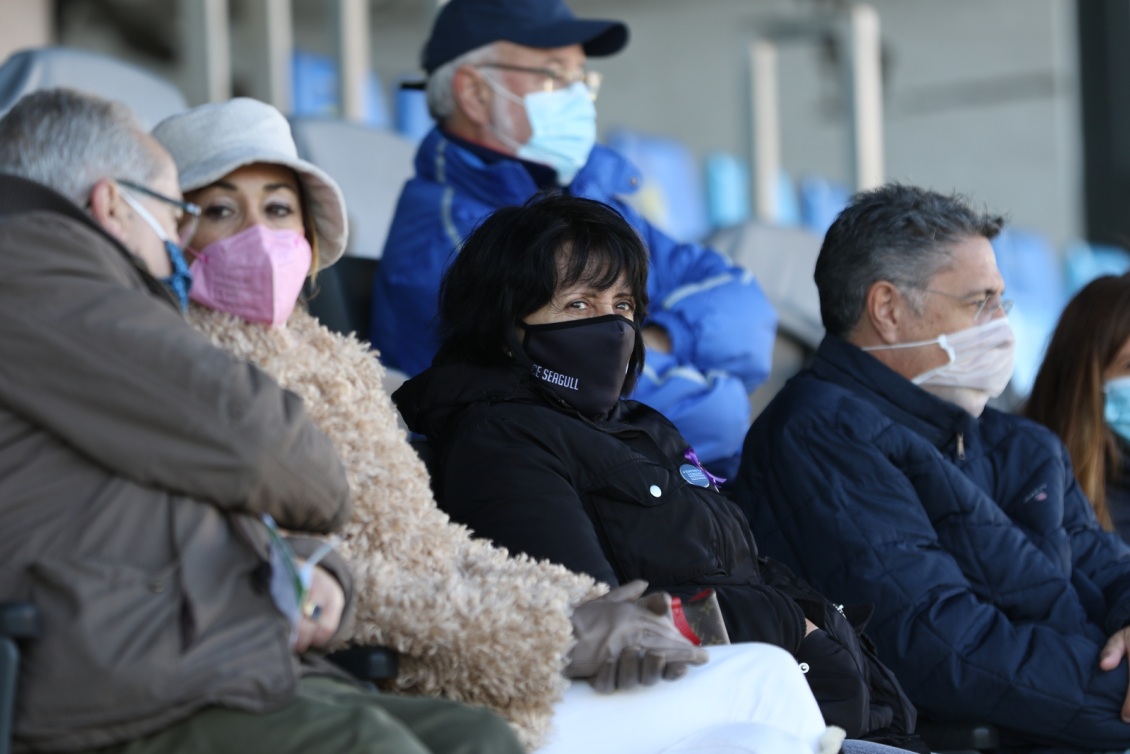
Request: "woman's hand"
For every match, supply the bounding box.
[566,580,709,692]
[293,564,345,653]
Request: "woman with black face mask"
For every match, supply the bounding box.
[393,194,925,754]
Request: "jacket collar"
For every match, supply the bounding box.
[811,334,981,455]
[416,126,642,205]
[442,130,559,188]
[396,358,652,443]
[0,172,178,307]
[0,172,97,222]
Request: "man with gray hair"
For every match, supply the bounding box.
[372,0,778,479]
[736,183,1130,751]
[0,88,522,754]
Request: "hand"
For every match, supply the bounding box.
[293,564,345,653]
[641,325,672,354]
[1100,627,1130,722]
[566,580,709,693]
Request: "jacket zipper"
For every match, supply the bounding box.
[955,432,965,461]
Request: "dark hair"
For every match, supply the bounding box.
[435,193,649,393]
[1025,274,1130,529]
[815,183,1005,337]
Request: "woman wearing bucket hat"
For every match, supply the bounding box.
[151,98,847,754]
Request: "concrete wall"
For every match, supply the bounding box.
[350,0,1083,245]
[0,0,52,62]
[15,0,1083,246]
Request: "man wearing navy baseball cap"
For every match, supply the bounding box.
[373,0,779,481]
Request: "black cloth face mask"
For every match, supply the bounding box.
[521,313,638,418]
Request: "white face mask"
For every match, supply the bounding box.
[485,77,597,185]
[863,317,1016,416]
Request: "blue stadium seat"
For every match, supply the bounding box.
[607,128,711,243]
[798,175,850,237]
[991,227,1067,400]
[704,152,750,231]
[393,82,433,143]
[292,50,390,128]
[1064,240,1130,294]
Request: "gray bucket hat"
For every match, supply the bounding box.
[152,97,348,269]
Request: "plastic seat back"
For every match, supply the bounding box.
[710,220,825,349]
[290,118,416,341]
[289,117,416,261]
[0,46,186,129]
[710,221,825,417]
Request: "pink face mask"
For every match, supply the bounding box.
[189,225,313,327]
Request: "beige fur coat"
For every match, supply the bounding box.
[189,305,604,750]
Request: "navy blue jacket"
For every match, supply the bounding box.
[1106,438,1130,544]
[372,127,777,474]
[737,335,1130,751]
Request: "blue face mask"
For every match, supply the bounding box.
[161,240,193,313]
[488,80,597,185]
[1106,377,1130,444]
[119,190,193,312]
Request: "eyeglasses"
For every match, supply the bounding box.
[116,178,201,247]
[916,287,1014,324]
[475,63,603,101]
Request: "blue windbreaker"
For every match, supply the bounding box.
[372,128,777,473]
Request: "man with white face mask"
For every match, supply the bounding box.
[736,184,1130,752]
[373,0,779,480]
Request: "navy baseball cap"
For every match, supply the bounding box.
[422,0,629,74]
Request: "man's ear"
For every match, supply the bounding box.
[88,178,130,245]
[452,65,492,126]
[864,280,904,343]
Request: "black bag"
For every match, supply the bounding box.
[758,557,929,753]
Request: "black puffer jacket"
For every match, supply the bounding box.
[396,360,923,742]
[396,361,805,652]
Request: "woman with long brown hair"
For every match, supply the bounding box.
[1026,273,1130,538]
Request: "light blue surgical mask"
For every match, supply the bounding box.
[119,190,193,312]
[487,80,597,185]
[1105,376,1130,444]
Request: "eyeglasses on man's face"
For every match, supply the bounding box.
[475,62,603,101]
[116,178,201,247]
[916,287,1014,324]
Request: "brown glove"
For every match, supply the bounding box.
[566,580,709,693]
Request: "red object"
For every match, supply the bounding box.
[670,596,703,646]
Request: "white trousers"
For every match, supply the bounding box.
[538,643,835,754]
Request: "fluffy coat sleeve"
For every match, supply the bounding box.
[190,307,602,751]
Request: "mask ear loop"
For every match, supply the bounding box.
[120,189,171,243]
[860,334,957,384]
[479,70,525,153]
[910,335,957,385]
[119,189,194,311]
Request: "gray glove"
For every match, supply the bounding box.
[566,580,709,693]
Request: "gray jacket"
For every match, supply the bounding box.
[0,174,353,752]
